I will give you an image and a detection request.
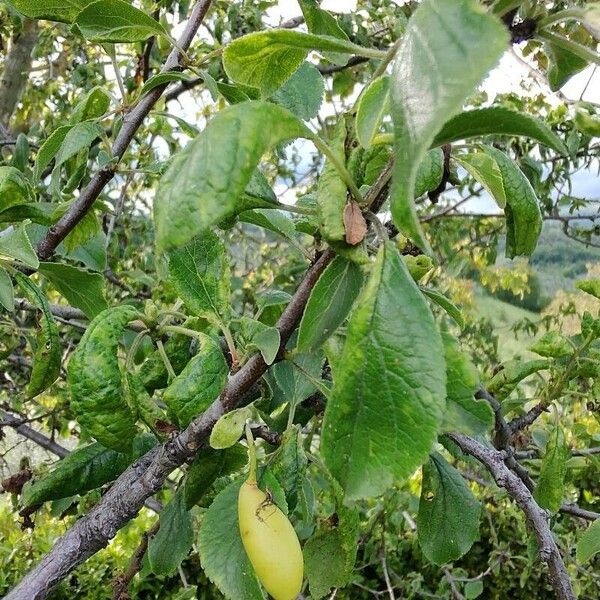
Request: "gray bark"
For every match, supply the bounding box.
[0,19,38,132]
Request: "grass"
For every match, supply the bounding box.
[474,292,539,361]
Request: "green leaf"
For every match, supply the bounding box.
[154,101,309,252]
[67,306,140,452]
[576,518,600,564]
[297,256,364,352]
[0,202,54,226]
[321,243,446,500]
[390,0,507,253]
[239,209,296,241]
[455,152,506,207]
[304,506,360,599]
[298,0,350,65]
[140,72,192,97]
[417,452,481,565]
[21,440,141,507]
[0,223,39,269]
[168,232,230,326]
[148,491,194,576]
[52,201,101,253]
[414,148,444,198]
[487,359,550,400]
[441,331,493,436]
[534,425,569,513]
[33,125,73,180]
[529,331,573,358]
[0,266,14,312]
[69,86,111,123]
[198,478,265,600]
[210,407,252,450]
[0,166,34,212]
[184,446,247,508]
[465,580,484,599]
[433,107,568,155]
[59,229,107,271]
[420,287,464,328]
[74,0,168,43]
[38,262,107,319]
[238,317,280,366]
[317,118,347,242]
[355,75,390,148]
[480,146,542,258]
[162,333,228,428]
[574,104,600,137]
[272,351,324,410]
[576,279,600,299]
[6,0,92,23]
[270,62,324,121]
[545,42,588,92]
[223,30,382,97]
[269,426,308,512]
[53,121,103,171]
[15,273,62,398]
[122,370,167,435]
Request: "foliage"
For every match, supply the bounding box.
[1,1,600,599]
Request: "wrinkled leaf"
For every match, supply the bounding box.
[154,102,309,251]
[168,232,230,326]
[162,333,228,428]
[67,305,140,451]
[322,243,446,499]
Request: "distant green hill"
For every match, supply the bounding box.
[490,221,600,312]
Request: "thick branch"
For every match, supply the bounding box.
[5,249,333,600]
[0,19,38,129]
[36,0,214,261]
[0,410,68,458]
[448,433,575,600]
[5,118,395,600]
[15,298,87,321]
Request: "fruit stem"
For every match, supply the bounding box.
[245,422,258,485]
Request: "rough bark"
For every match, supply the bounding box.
[448,433,576,600]
[0,19,38,131]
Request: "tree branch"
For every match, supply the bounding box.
[36,0,215,261]
[448,433,575,600]
[0,19,38,130]
[112,521,160,600]
[0,409,163,514]
[4,107,396,600]
[4,249,333,600]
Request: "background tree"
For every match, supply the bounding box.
[1,1,600,599]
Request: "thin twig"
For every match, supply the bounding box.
[36,0,215,260]
[112,521,160,600]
